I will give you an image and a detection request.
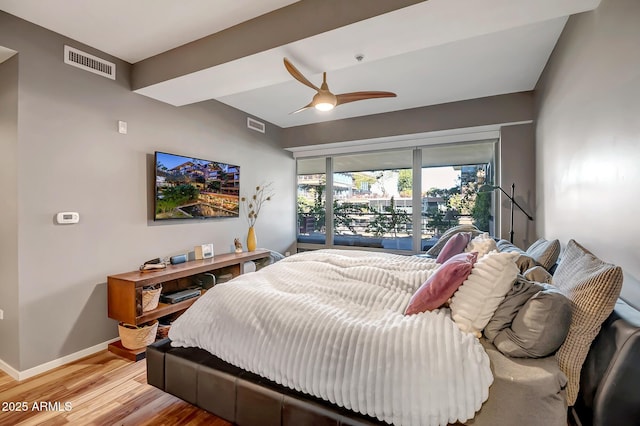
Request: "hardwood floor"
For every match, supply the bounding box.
[0,351,231,426]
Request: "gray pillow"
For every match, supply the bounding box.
[485,276,571,358]
[496,239,525,254]
[526,238,561,271]
[523,266,553,284]
[514,254,539,273]
[484,277,543,341]
[493,287,571,358]
[496,239,540,273]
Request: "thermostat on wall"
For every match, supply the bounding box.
[56,212,80,224]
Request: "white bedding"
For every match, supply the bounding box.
[169,249,493,426]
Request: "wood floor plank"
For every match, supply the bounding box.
[0,350,231,426]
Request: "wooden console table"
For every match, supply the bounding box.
[107,249,270,360]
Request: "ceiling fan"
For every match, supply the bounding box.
[283,58,397,114]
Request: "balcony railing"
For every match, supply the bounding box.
[297,211,469,251]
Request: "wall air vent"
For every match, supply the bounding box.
[64,45,115,80]
[247,117,266,134]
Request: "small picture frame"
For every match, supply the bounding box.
[194,243,214,259]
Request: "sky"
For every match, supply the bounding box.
[422,166,459,189]
[370,166,460,197]
[156,151,238,170]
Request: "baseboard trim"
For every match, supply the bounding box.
[0,357,19,381]
[0,337,120,381]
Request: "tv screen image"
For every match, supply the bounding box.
[154,151,240,220]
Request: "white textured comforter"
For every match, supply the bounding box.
[169,249,493,426]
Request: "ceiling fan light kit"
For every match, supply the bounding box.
[283,58,396,114]
[314,98,336,111]
[313,73,338,111]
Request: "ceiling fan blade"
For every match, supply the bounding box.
[290,102,314,114]
[283,58,320,92]
[335,91,397,106]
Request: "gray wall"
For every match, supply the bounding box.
[282,92,534,148]
[500,123,536,249]
[0,54,19,368]
[535,0,640,307]
[0,11,295,371]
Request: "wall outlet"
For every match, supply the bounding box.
[0,309,3,320]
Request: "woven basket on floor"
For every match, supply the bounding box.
[142,285,162,312]
[118,321,158,350]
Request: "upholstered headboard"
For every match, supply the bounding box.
[572,299,640,426]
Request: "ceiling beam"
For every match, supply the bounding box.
[131,0,426,90]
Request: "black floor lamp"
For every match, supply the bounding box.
[478,183,534,243]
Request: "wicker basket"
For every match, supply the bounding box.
[156,324,171,340]
[142,285,162,312]
[118,321,158,350]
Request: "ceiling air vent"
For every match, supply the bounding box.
[247,117,266,134]
[64,45,115,80]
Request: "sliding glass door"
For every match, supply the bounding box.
[296,140,496,253]
[419,142,495,250]
[332,150,414,251]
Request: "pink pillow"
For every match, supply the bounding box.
[436,232,472,263]
[405,252,478,315]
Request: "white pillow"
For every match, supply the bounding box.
[465,232,498,258]
[450,251,519,337]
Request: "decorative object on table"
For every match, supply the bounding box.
[139,257,166,272]
[234,238,243,253]
[241,182,274,252]
[118,320,159,350]
[246,227,257,252]
[194,243,214,260]
[170,254,188,265]
[141,284,162,312]
[477,183,534,243]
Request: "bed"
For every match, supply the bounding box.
[146,242,640,426]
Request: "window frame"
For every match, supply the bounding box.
[296,139,497,254]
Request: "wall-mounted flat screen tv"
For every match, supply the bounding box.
[154,151,240,220]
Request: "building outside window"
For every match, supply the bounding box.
[296,140,496,253]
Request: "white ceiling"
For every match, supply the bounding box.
[0,0,601,128]
[0,0,300,62]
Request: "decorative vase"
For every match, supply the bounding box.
[247,226,257,252]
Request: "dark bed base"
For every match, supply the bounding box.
[571,299,640,426]
[146,339,387,426]
[147,298,640,426]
